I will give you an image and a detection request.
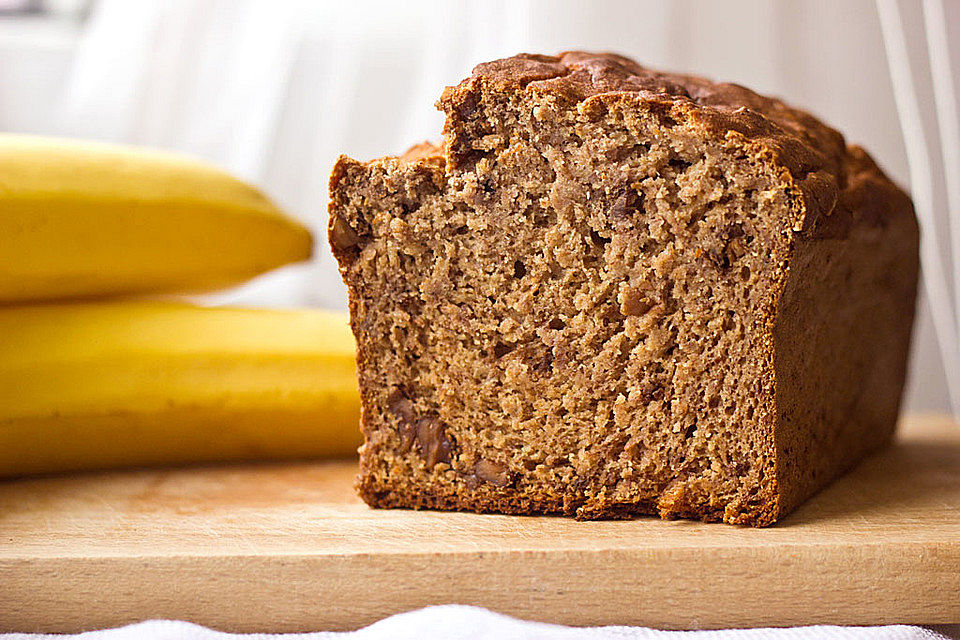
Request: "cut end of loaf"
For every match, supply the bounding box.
[329,52,919,527]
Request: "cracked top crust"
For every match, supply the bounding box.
[438,51,909,236]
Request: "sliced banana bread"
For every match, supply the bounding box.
[329,52,919,526]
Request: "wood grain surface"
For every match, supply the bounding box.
[1,415,958,633]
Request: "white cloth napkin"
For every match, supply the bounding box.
[3,606,950,640]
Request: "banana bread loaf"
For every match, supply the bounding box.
[329,52,919,526]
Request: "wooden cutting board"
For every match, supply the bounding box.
[1,415,958,633]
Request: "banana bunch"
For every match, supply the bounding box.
[0,134,360,477]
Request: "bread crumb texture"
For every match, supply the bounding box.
[329,52,919,526]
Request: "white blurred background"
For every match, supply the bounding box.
[0,0,956,412]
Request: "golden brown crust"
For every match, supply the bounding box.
[772,145,918,518]
[448,51,844,174]
[438,51,911,238]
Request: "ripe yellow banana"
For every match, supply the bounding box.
[0,301,360,476]
[0,134,312,303]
